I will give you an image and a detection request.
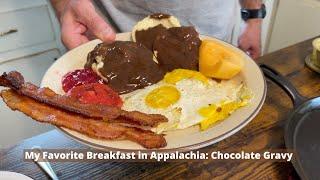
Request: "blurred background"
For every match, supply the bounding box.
[0,0,320,148]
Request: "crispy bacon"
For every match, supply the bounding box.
[1,90,166,149]
[0,71,167,127]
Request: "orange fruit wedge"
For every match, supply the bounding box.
[199,40,244,79]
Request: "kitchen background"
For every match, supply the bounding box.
[0,0,319,148]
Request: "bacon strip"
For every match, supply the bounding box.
[0,71,167,127]
[1,90,166,149]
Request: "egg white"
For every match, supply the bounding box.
[121,76,245,133]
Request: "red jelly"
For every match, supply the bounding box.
[62,69,103,92]
[67,83,123,107]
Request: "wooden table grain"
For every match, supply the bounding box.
[2,37,319,180]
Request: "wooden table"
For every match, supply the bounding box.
[2,37,319,180]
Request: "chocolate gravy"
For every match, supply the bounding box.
[150,13,171,20]
[85,41,164,94]
[86,17,201,95]
[153,26,201,72]
[135,24,167,50]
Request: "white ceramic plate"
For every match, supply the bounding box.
[0,171,33,180]
[41,33,266,152]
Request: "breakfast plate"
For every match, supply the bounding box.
[41,32,266,152]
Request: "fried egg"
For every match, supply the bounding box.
[121,69,251,133]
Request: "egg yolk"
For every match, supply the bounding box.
[164,69,208,85]
[145,86,180,109]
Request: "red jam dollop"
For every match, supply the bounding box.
[67,83,123,107]
[62,69,103,93]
